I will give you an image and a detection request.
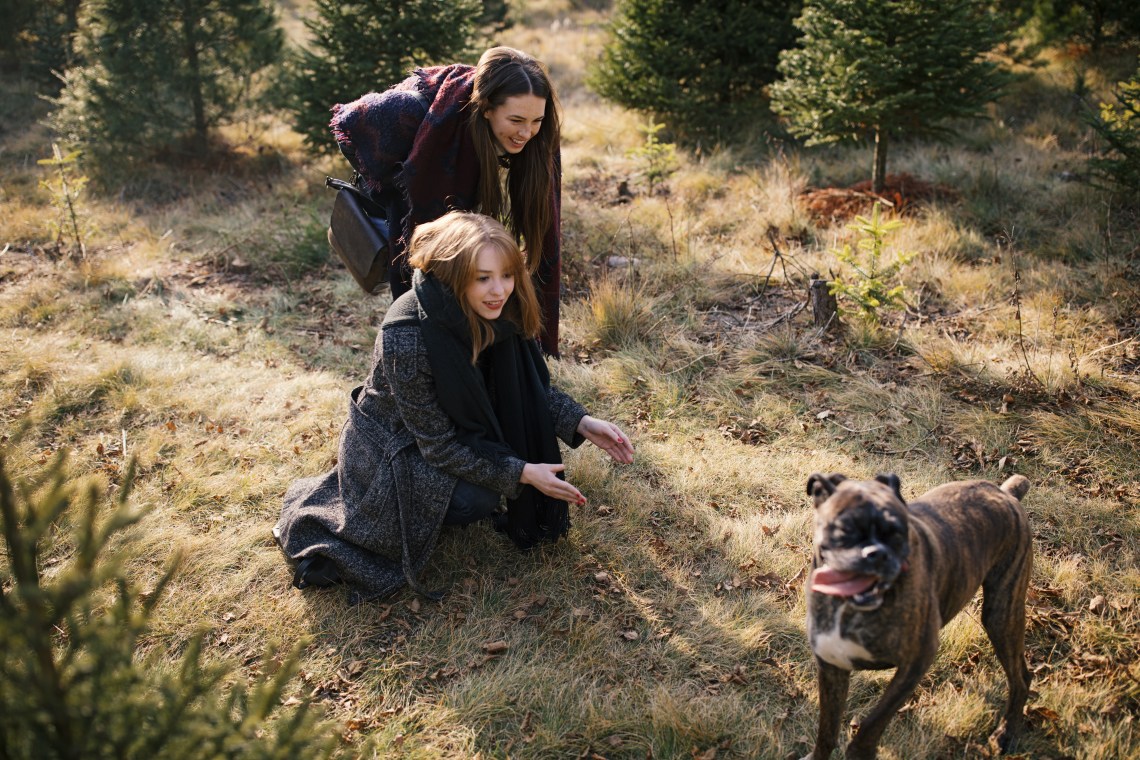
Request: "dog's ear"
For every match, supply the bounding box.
[807,473,846,507]
[875,473,904,503]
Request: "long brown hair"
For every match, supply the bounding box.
[467,46,561,276]
[407,212,542,362]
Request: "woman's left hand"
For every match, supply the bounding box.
[577,415,635,464]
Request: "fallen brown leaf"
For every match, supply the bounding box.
[1028,705,1061,723]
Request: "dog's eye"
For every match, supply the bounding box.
[876,514,905,541]
[826,524,857,546]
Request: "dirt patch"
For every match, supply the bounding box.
[801,173,958,224]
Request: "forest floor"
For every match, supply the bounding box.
[2,3,1139,758]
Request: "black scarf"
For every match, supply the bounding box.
[383,271,569,549]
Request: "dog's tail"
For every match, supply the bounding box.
[1001,474,1030,501]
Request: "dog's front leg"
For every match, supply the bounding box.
[805,658,850,760]
[844,640,937,759]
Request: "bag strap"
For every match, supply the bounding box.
[325,175,385,218]
[325,175,362,195]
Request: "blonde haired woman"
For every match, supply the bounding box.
[275,212,633,601]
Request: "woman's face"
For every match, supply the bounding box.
[464,244,515,320]
[483,94,547,154]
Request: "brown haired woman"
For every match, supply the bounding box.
[274,212,633,602]
[331,46,565,356]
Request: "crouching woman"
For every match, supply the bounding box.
[274,211,634,602]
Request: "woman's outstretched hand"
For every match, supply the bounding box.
[577,415,635,464]
[519,418,632,506]
[521,463,585,504]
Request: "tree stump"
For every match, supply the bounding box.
[810,274,839,331]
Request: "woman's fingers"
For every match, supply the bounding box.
[524,462,584,503]
[578,416,635,464]
[598,424,634,463]
[548,479,584,504]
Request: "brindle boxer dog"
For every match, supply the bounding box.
[802,472,1033,759]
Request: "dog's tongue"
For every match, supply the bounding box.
[811,566,877,597]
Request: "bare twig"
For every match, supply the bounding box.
[1086,336,1136,357]
[665,196,679,259]
[1012,267,1044,387]
[764,300,807,330]
[663,352,719,376]
[752,229,782,304]
[890,309,908,352]
[812,310,838,340]
[825,418,890,434]
[867,427,938,456]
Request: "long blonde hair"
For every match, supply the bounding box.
[467,46,561,275]
[407,212,542,362]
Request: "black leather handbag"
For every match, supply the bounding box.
[325,176,390,294]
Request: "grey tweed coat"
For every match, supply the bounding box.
[274,320,587,602]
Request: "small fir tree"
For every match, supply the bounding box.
[1090,62,1140,198]
[589,0,802,142]
[52,0,283,170]
[37,143,89,259]
[285,0,480,154]
[829,201,915,324]
[0,448,338,759]
[627,117,679,195]
[771,0,1014,192]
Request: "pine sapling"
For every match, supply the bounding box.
[829,201,915,324]
[37,143,88,260]
[0,446,338,759]
[627,117,679,195]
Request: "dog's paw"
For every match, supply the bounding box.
[988,718,1022,754]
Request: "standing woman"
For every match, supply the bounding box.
[331,46,564,356]
[274,212,633,602]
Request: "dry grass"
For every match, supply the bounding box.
[2,5,1140,758]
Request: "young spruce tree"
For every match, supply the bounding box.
[286,0,480,154]
[771,0,1014,192]
[0,449,338,759]
[53,0,282,171]
[589,0,802,142]
[1090,61,1140,198]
